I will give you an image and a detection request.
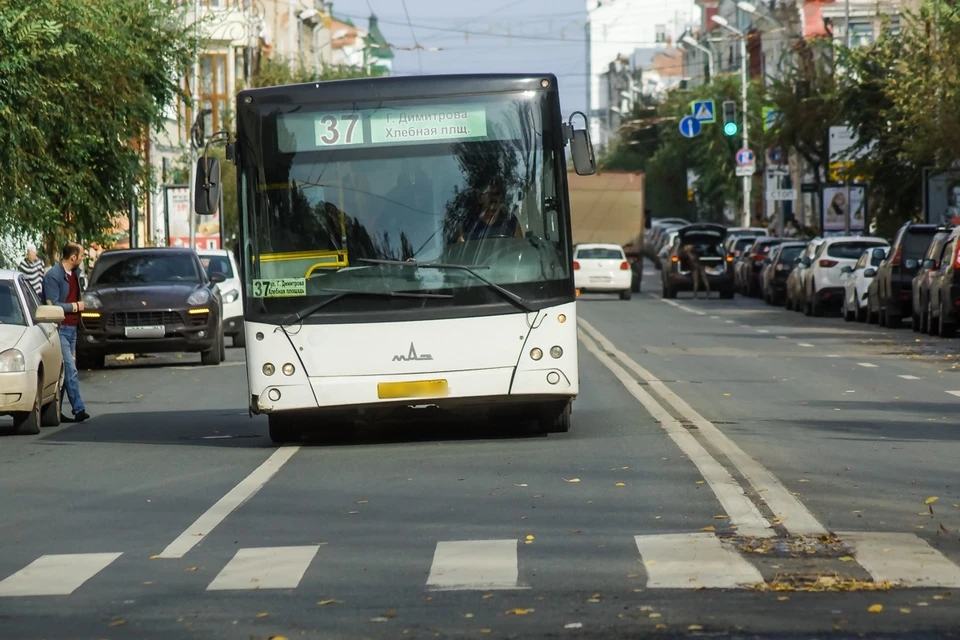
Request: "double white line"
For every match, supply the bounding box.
[578,318,827,539]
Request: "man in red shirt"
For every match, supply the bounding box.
[42,242,89,422]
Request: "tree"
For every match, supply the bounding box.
[0,0,196,261]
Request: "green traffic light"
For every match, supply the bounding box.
[724,122,738,136]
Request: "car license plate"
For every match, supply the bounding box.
[705,266,722,275]
[124,325,164,339]
[590,276,612,283]
[377,379,449,400]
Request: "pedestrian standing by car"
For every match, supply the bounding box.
[17,244,45,297]
[43,242,89,423]
[684,244,710,298]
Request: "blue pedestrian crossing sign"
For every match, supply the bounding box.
[679,115,701,138]
[691,100,716,124]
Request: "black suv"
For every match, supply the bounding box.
[872,222,940,327]
[660,223,734,298]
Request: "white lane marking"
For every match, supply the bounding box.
[725,320,735,324]
[634,533,763,589]
[827,354,841,358]
[756,329,770,334]
[0,553,122,597]
[206,546,319,590]
[776,335,788,340]
[899,375,921,380]
[580,319,827,537]
[797,343,815,348]
[947,391,960,397]
[710,316,721,320]
[578,328,771,538]
[838,532,960,588]
[157,447,300,558]
[661,298,706,316]
[426,540,526,591]
[857,362,879,368]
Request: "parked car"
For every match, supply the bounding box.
[924,227,960,336]
[911,229,953,332]
[802,236,889,316]
[737,237,784,297]
[645,221,687,262]
[653,230,681,271]
[842,246,887,322]
[197,249,244,347]
[660,223,734,298]
[77,248,226,369]
[785,238,824,312]
[0,270,65,435]
[871,222,942,327]
[573,244,634,300]
[760,241,807,305]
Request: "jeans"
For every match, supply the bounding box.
[58,326,85,415]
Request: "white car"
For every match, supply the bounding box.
[573,243,633,300]
[804,236,889,316]
[0,270,66,435]
[842,246,888,322]
[197,249,244,347]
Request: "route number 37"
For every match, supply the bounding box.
[314,113,364,146]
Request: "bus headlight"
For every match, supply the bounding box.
[530,348,543,361]
[550,346,563,359]
[282,363,295,376]
[262,363,275,376]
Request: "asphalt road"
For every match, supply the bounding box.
[2,263,960,639]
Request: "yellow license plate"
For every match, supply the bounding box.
[377,379,449,400]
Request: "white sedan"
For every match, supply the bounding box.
[842,246,887,322]
[573,243,633,300]
[0,270,66,435]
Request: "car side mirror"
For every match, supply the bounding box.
[800,257,811,267]
[905,258,919,269]
[863,267,878,277]
[209,272,227,284]
[840,265,853,274]
[34,305,65,324]
[570,129,597,176]
[194,156,221,215]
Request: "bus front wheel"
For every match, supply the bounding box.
[539,401,571,434]
[268,414,301,444]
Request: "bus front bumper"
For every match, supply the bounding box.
[252,365,576,415]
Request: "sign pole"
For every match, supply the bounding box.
[740,35,750,227]
[843,0,851,236]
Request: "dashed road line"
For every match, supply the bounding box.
[634,533,763,589]
[426,540,525,591]
[947,391,960,397]
[207,546,320,591]
[0,553,123,597]
[756,329,770,334]
[899,375,921,380]
[857,362,878,368]
[797,343,814,348]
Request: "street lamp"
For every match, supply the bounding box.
[711,14,751,227]
[681,35,715,81]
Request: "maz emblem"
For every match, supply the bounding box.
[393,342,433,362]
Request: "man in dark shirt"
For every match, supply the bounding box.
[458,181,523,241]
[43,242,89,422]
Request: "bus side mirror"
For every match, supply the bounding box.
[571,129,597,176]
[194,156,221,216]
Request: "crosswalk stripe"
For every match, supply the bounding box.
[899,375,921,380]
[838,531,960,588]
[634,533,763,589]
[206,546,319,590]
[0,553,122,597]
[426,540,525,591]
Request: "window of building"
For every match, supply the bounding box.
[182,53,229,140]
[655,24,666,43]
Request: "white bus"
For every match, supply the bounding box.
[193,73,597,443]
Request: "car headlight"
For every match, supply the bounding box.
[82,292,102,309]
[187,289,211,306]
[0,349,25,373]
[223,289,239,304]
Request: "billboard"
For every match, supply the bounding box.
[164,185,220,249]
[821,184,866,235]
[924,169,960,226]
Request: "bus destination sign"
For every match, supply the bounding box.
[310,106,488,148]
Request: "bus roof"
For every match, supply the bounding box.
[237,73,560,105]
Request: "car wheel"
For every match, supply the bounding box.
[233,330,246,349]
[912,311,922,332]
[886,309,902,328]
[720,288,735,300]
[201,331,224,366]
[219,328,227,362]
[620,289,632,301]
[40,367,63,427]
[268,414,301,444]
[14,377,42,436]
[856,303,867,323]
[939,302,956,338]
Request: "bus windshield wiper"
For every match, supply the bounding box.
[358,258,534,313]
[282,288,453,326]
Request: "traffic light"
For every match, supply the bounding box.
[722,100,738,136]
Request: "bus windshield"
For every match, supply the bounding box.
[239,90,570,321]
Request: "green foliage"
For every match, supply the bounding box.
[0,0,196,260]
[240,55,386,91]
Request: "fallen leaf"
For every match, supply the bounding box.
[480,629,492,634]
[868,604,883,613]
[701,526,715,532]
[482,594,494,599]
[799,479,809,483]
[689,625,703,630]
[382,610,398,618]
[149,555,160,560]
[563,478,581,483]
[564,622,583,629]
[655,516,662,519]
[506,608,534,615]
[918,602,929,607]
[940,524,951,533]
[142,581,152,585]
[317,599,341,606]
[695,480,705,485]
[926,496,939,505]
[348,511,359,514]
[256,612,268,618]
[370,617,389,623]
[626,573,639,579]
[656,624,667,630]
[621,466,629,470]
[108,619,126,627]
[465,613,474,619]
[649,613,661,618]
[933,595,946,600]
[586,597,600,603]
[723,393,731,397]
[355,500,368,504]
[526,535,535,541]
[615,482,626,487]
[713,515,728,519]
[839,556,854,562]
[134,394,143,399]
[778,596,789,601]
[514,484,528,487]
[185,566,197,572]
